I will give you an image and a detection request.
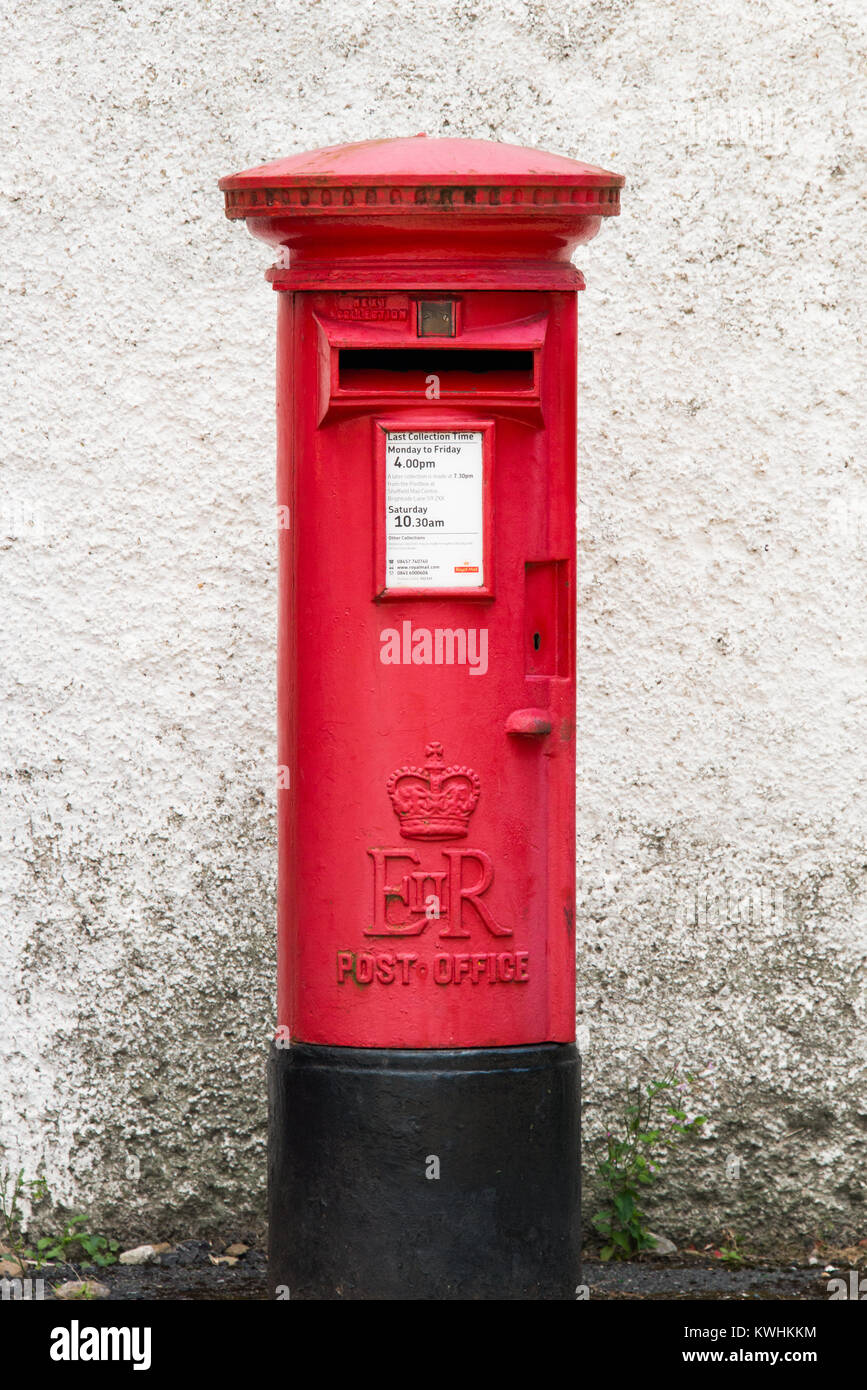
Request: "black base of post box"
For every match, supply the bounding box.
[267,1040,581,1300]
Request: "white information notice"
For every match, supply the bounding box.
[385,430,484,589]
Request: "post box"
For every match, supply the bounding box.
[219,136,624,1300]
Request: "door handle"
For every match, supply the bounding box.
[505,708,553,736]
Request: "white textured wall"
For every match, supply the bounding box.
[2,0,865,1247]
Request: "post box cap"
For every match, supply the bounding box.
[219,137,624,284]
[220,135,623,218]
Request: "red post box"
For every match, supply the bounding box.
[219,136,623,1300]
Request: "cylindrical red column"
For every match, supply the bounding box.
[220,137,624,1300]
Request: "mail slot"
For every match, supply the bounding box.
[337,347,536,393]
[219,135,624,1301]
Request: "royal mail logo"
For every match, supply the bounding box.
[363,742,511,943]
[364,846,510,940]
[387,741,480,840]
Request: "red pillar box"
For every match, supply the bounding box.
[219,137,623,1300]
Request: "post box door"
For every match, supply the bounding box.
[279,288,577,1048]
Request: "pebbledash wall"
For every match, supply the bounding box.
[1,0,865,1251]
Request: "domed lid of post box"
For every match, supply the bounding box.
[219,136,624,291]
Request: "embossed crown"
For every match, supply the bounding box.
[387,742,480,840]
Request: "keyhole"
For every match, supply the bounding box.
[532,632,541,651]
